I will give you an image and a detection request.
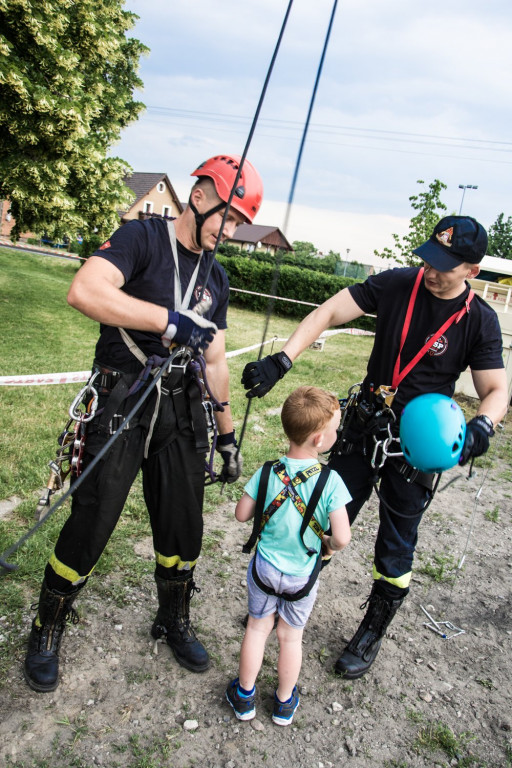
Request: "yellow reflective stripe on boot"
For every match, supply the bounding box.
[372,563,411,589]
[48,553,93,586]
[154,552,198,570]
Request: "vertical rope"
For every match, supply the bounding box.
[256,0,339,359]
[237,0,339,452]
[197,0,295,301]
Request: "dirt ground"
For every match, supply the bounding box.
[1,424,511,768]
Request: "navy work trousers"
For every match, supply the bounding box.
[328,448,433,592]
[46,377,207,591]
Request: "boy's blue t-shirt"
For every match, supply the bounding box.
[244,456,351,577]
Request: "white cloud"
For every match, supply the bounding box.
[116,0,512,252]
[257,199,408,267]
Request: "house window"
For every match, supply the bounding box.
[162,205,171,218]
[157,182,165,193]
[144,201,153,214]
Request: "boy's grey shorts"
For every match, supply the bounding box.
[246,551,319,629]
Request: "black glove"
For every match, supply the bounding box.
[161,309,217,356]
[459,415,494,466]
[241,351,293,399]
[216,431,242,484]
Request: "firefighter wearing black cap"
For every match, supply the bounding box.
[241,215,508,680]
[24,155,264,693]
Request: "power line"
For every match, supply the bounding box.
[145,105,512,152]
[139,113,512,166]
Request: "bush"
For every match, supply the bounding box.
[219,244,342,276]
[218,255,375,331]
[78,234,103,259]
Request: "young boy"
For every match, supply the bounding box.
[226,386,352,726]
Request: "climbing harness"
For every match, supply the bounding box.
[188,353,230,484]
[332,266,477,489]
[332,380,442,519]
[0,347,187,573]
[333,381,403,470]
[242,460,331,601]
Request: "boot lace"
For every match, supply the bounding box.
[347,592,393,657]
[30,602,79,625]
[178,582,201,640]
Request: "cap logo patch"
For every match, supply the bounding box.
[435,227,453,248]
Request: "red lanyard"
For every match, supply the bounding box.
[391,268,474,390]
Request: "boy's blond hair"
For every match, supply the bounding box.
[281,386,339,446]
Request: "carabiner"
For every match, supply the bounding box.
[69,370,100,422]
[165,345,193,373]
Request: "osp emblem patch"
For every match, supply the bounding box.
[426,334,448,356]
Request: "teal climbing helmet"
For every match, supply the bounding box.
[399,393,466,473]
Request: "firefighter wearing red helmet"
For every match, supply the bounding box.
[189,154,263,248]
[191,154,263,222]
[23,154,263,693]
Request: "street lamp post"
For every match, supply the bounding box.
[343,248,350,276]
[458,184,478,215]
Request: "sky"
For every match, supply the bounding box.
[113,0,512,266]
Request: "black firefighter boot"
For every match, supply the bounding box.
[334,583,405,679]
[24,580,81,692]
[151,572,210,672]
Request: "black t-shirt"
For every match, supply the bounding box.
[91,218,230,370]
[349,267,504,415]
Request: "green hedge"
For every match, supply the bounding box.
[218,255,376,332]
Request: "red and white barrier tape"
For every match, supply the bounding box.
[0,329,373,386]
[0,371,92,386]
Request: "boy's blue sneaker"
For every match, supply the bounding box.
[225,678,256,721]
[272,686,300,726]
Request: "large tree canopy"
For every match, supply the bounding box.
[374,179,448,267]
[0,0,147,241]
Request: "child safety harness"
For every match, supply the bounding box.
[242,460,331,602]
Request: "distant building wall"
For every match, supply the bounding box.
[0,199,15,237]
[0,199,36,240]
[121,182,181,223]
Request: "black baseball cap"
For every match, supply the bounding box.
[412,215,488,271]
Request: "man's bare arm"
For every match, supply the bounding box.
[471,368,509,425]
[67,256,168,333]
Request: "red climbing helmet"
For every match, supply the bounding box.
[191,154,263,223]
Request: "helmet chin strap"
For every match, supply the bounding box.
[188,196,226,250]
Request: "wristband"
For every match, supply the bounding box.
[477,414,494,431]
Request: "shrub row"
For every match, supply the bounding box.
[218,255,376,332]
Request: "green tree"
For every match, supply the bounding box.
[487,213,512,260]
[292,241,318,259]
[374,179,448,266]
[0,0,148,241]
